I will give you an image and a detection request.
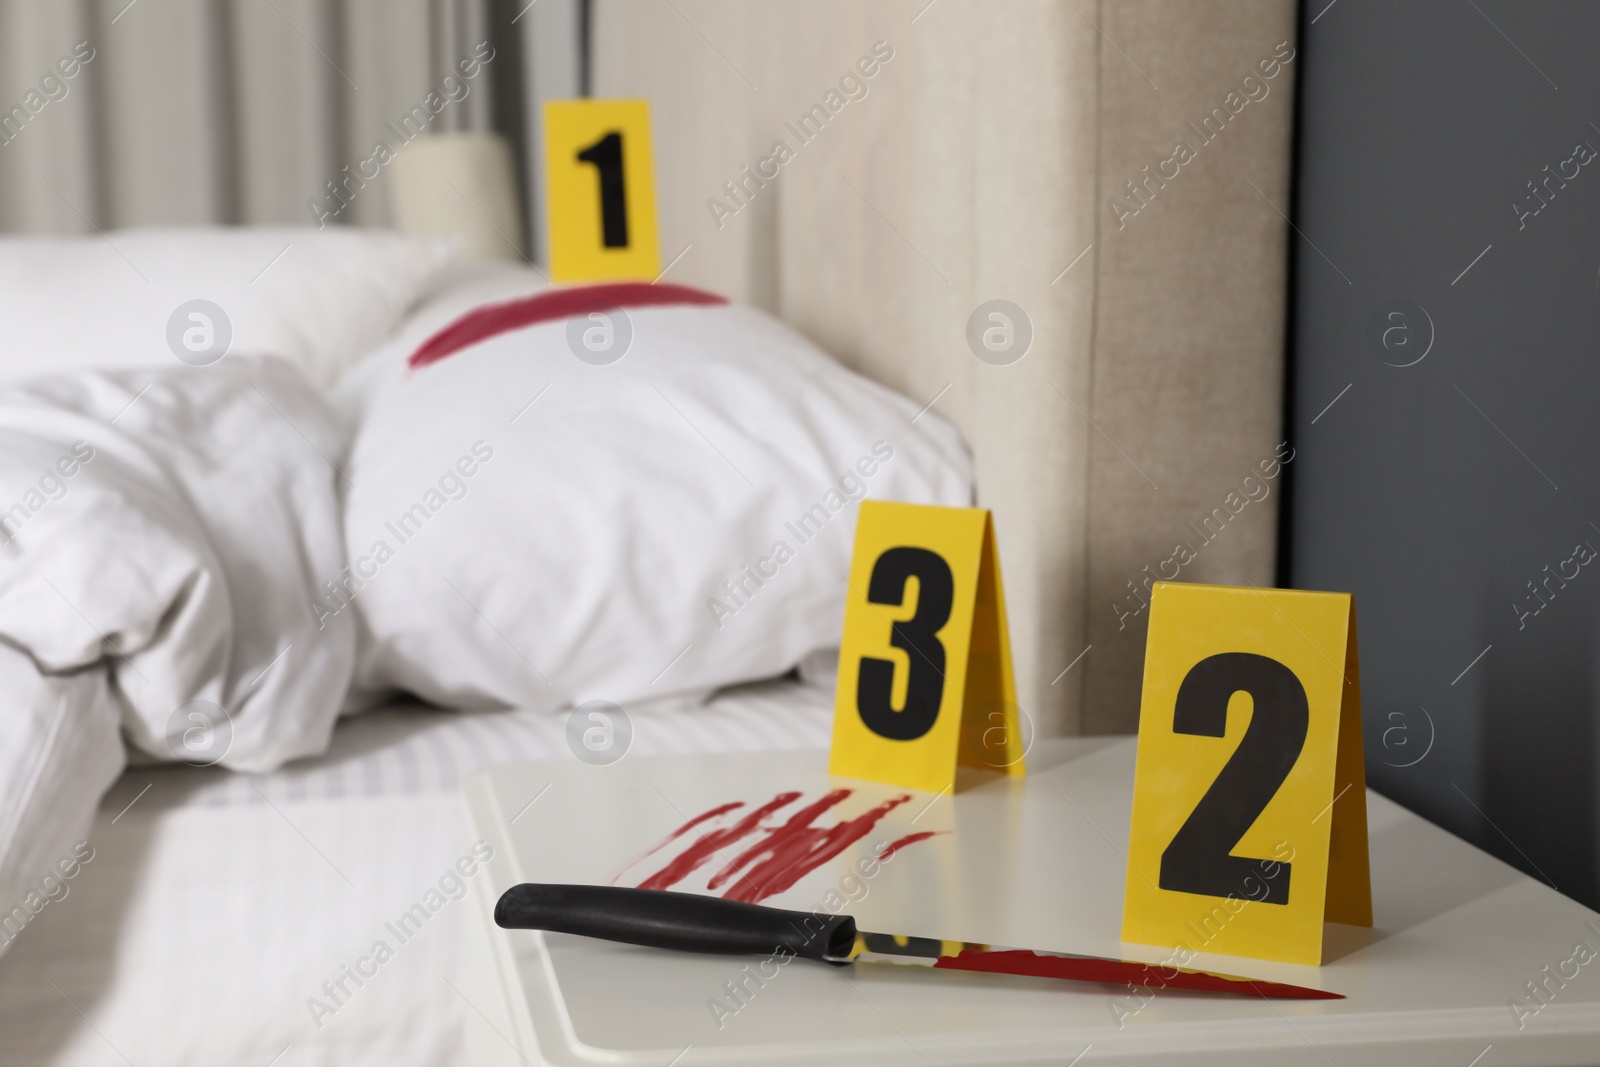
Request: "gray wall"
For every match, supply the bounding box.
[1288,0,1600,909]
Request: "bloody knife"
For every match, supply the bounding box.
[494,883,1341,1000]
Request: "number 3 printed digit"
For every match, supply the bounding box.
[1159,653,1308,905]
[857,547,954,741]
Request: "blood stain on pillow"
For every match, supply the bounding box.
[408,281,728,369]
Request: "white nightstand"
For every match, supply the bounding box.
[458,738,1600,1065]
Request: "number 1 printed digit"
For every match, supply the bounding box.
[576,131,629,248]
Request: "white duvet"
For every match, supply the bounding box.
[0,259,976,1005]
[0,357,355,944]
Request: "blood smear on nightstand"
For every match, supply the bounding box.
[616,790,946,904]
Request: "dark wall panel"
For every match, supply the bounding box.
[1289,0,1600,908]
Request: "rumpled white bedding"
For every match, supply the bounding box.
[0,357,355,949]
[0,681,835,1067]
[0,255,949,1066]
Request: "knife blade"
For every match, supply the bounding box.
[494,883,1341,1000]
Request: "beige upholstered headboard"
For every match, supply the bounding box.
[594,0,1298,737]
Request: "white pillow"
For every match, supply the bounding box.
[0,227,455,390]
[331,260,549,425]
[341,285,972,712]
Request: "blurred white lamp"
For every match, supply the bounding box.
[389,131,527,263]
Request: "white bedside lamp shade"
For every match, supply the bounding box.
[389,131,527,263]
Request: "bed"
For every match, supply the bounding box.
[0,681,834,1067]
[0,5,1299,1064]
[0,238,968,1067]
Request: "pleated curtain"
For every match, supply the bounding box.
[0,0,580,238]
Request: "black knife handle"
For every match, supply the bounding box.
[494,883,857,964]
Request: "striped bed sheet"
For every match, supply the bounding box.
[0,679,834,1067]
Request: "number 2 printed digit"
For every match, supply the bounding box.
[857,547,954,741]
[1159,653,1308,905]
[576,131,629,248]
